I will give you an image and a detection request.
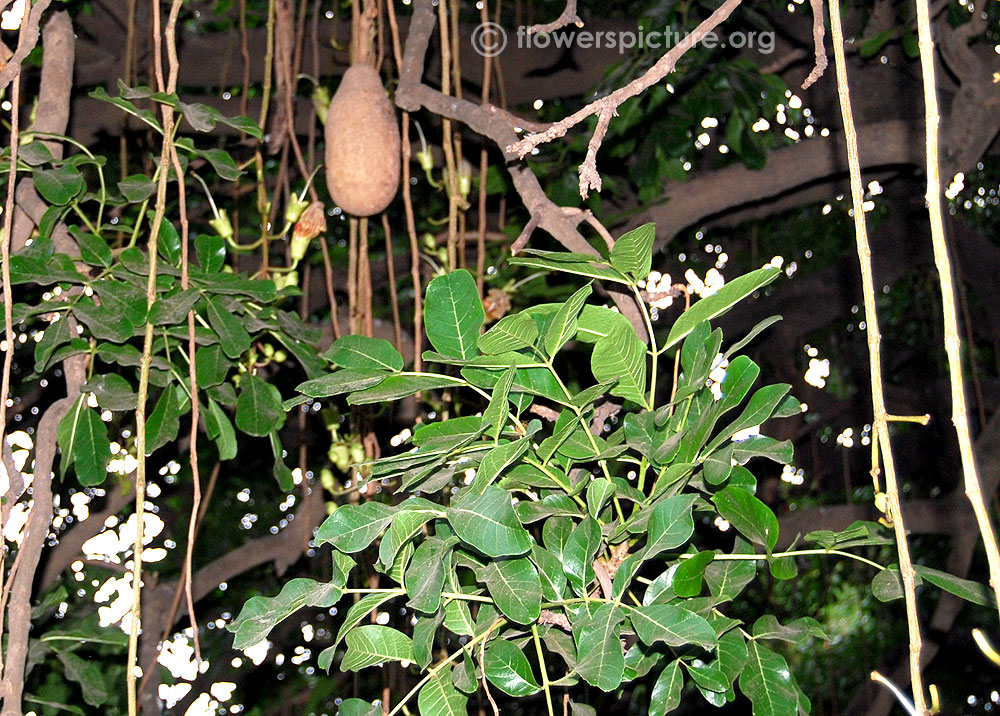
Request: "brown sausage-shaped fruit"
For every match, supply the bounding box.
[324,65,401,217]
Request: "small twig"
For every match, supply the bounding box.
[507,0,742,160]
[801,0,828,89]
[479,621,501,716]
[579,108,614,199]
[593,559,613,599]
[529,404,561,422]
[886,414,932,425]
[528,0,583,35]
[538,610,572,632]
[510,212,541,255]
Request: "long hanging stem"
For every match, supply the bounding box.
[127,0,183,713]
[912,0,1000,620]
[828,2,927,713]
[384,0,423,376]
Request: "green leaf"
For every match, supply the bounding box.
[644,495,698,560]
[324,335,404,372]
[83,374,137,411]
[592,322,647,406]
[544,283,592,357]
[145,386,183,456]
[295,370,386,399]
[629,604,717,650]
[72,229,112,268]
[316,502,394,552]
[424,270,485,360]
[479,557,542,624]
[447,486,531,557]
[236,374,285,437]
[34,165,85,205]
[152,212,182,265]
[531,544,567,601]
[708,384,791,454]
[716,355,760,413]
[443,599,475,638]
[19,141,54,165]
[717,629,750,684]
[57,396,111,486]
[228,578,344,650]
[485,640,542,696]
[192,272,276,302]
[34,317,73,372]
[469,438,530,493]
[664,268,781,351]
[341,625,414,671]
[55,652,109,707]
[733,436,794,465]
[196,234,227,272]
[609,223,655,282]
[270,431,294,491]
[510,250,630,285]
[752,615,828,642]
[205,295,251,358]
[563,516,601,596]
[914,565,994,606]
[417,669,468,716]
[739,641,799,716]
[574,604,626,691]
[72,299,133,343]
[649,660,684,716]
[94,279,146,327]
[195,345,230,388]
[405,537,455,614]
[673,552,715,597]
[804,520,893,550]
[712,486,779,552]
[148,288,201,325]
[586,478,615,518]
[319,590,403,671]
[478,313,538,354]
[333,700,381,716]
[378,499,445,569]
[725,316,783,359]
[412,416,485,446]
[704,543,758,601]
[575,305,633,343]
[871,566,907,601]
[347,374,460,404]
[117,174,156,203]
[483,368,515,441]
[207,399,237,460]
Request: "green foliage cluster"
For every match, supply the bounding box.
[228,224,943,716]
[1,84,320,493]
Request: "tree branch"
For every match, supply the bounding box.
[506,0,743,198]
[527,0,583,35]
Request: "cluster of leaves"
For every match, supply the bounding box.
[1,84,318,489]
[229,224,868,716]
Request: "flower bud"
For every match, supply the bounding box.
[291,202,327,261]
[285,194,311,225]
[209,210,234,240]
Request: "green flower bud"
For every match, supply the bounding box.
[209,210,234,240]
